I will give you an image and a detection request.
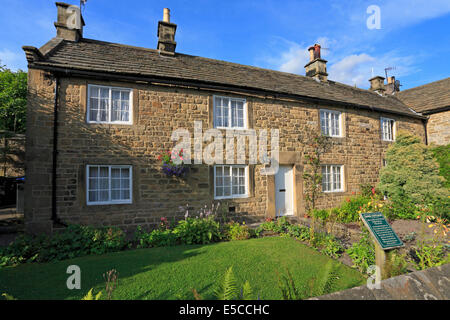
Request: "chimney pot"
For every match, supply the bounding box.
[163,8,170,23]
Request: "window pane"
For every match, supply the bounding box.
[89,191,97,202]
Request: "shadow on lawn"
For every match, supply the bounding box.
[0,245,208,300]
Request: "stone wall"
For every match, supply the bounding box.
[24,71,426,233]
[313,263,450,300]
[0,133,25,177]
[427,110,450,146]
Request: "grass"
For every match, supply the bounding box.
[0,237,365,300]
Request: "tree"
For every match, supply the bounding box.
[378,131,449,218]
[0,61,27,133]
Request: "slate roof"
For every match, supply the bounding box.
[397,77,450,114]
[24,37,423,118]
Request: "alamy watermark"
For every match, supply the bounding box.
[170,121,280,174]
[66,265,81,290]
[366,5,381,30]
[366,264,381,289]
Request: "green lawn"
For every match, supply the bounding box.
[0,237,365,300]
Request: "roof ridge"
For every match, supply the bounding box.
[399,77,450,94]
[79,38,378,95]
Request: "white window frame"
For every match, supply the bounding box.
[214,165,249,200]
[380,117,396,141]
[86,165,133,205]
[320,109,342,137]
[87,84,133,124]
[213,95,247,130]
[321,165,344,193]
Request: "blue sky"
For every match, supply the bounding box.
[0,0,449,89]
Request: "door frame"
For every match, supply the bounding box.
[266,152,304,219]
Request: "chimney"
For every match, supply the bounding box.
[369,76,386,94]
[304,44,328,82]
[54,2,85,42]
[157,8,177,56]
[384,76,400,94]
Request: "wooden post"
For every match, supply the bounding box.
[374,241,387,281]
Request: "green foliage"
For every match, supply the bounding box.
[255,217,291,236]
[213,266,255,300]
[337,195,371,222]
[276,268,302,300]
[431,144,450,189]
[317,261,340,295]
[223,221,251,241]
[0,225,127,267]
[346,230,375,273]
[277,262,341,300]
[214,266,238,300]
[414,241,450,270]
[81,288,102,300]
[378,132,449,219]
[385,251,409,277]
[255,217,343,258]
[173,216,222,245]
[134,226,177,248]
[0,65,27,133]
[308,232,343,259]
[2,293,17,300]
[285,224,310,241]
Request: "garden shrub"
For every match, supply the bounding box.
[173,216,222,245]
[0,225,127,267]
[285,224,310,241]
[337,195,371,223]
[134,226,177,248]
[223,222,250,241]
[431,144,450,189]
[385,252,409,277]
[378,132,449,219]
[346,230,375,273]
[413,241,450,270]
[255,217,290,236]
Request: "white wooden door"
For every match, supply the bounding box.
[275,165,294,216]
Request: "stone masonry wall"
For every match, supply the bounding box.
[427,110,450,146]
[24,71,426,233]
[0,133,25,177]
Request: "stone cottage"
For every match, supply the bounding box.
[22,3,427,234]
[397,77,450,146]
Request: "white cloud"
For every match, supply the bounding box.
[263,37,335,75]
[328,51,420,88]
[0,49,26,71]
[328,53,375,86]
[381,0,450,29]
[262,37,421,88]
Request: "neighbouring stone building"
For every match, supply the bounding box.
[397,77,450,146]
[22,3,430,234]
[0,131,25,178]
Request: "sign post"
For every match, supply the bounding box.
[360,212,404,281]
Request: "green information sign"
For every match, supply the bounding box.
[360,212,404,250]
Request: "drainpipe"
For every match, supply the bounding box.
[423,117,429,145]
[51,76,66,226]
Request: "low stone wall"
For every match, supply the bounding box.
[313,263,450,300]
